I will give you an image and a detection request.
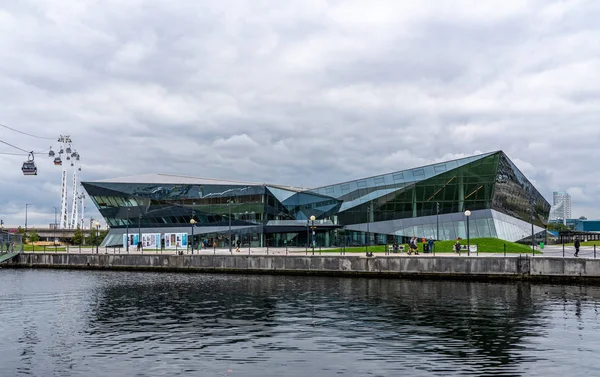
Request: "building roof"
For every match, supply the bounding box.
[92,173,305,192]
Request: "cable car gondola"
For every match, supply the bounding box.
[54,156,62,166]
[22,153,37,176]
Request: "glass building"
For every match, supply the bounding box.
[82,151,550,248]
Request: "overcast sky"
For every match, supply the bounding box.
[1,0,599,228]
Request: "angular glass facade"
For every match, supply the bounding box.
[83,151,550,247]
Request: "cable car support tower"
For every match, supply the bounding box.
[49,135,83,229]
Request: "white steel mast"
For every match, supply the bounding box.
[79,193,86,229]
[58,135,71,229]
[69,166,78,229]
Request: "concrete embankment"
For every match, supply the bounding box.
[4,253,600,283]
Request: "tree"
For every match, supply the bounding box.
[17,226,24,234]
[72,226,83,245]
[28,229,40,243]
[548,222,571,232]
[87,228,109,247]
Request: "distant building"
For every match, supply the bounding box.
[550,191,571,225]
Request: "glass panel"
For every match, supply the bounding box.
[412,169,425,178]
[434,164,447,173]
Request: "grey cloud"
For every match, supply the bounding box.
[1,0,599,227]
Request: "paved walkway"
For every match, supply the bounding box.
[21,245,600,259]
[0,252,19,263]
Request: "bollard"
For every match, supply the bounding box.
[504,243,506,257]
[433,244,435,256]
[477,244,479,256]
[562,243,565,258]
[595,244,597,259]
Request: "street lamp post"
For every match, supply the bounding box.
[53,206,58,246]
[126,208,130,252]
[310,215,316,255]
[190,218,196,254]
[138,214,142,253]
[228,200,232,254]
[94,221,100,253]
[366,206,370,256]
[436,202,440,240]
[464,210,471,256]
[530,196,535,253]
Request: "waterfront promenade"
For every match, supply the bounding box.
[6,247,600,283]
[14,244,591,259]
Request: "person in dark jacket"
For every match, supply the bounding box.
[574,238,581,257]
[454,240,461,253]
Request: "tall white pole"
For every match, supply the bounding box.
[69,165,78,229]
[59,163,68,229]
[80,194,85,229]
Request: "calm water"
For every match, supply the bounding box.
[1,270,600,377]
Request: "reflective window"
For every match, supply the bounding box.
[412,169,425,177]
[434,164,447,173]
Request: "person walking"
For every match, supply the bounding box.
[428,237,435,254]
[454,239,461,254]
[574,238,581,257]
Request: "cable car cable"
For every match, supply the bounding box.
[0,138,31,153]
[0,122,56,140]
[0,148,51,156]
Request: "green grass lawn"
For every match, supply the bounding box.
[562,241,600,247]
[323,238,539,254]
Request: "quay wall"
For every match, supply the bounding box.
[4,253,600,282]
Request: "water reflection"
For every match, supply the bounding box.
[2,270,600,376]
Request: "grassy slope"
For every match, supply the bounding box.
[323,238,537,254]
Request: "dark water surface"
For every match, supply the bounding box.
[1,269,600,377]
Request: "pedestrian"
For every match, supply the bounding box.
[428,237,435,254]
[454,239,461,253]
[409,236,419,255]
[574,237,581,257]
